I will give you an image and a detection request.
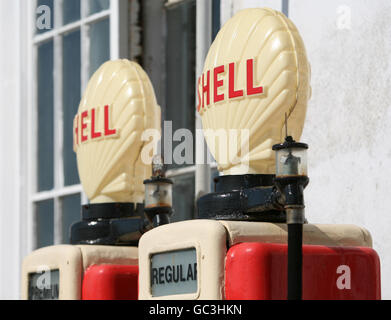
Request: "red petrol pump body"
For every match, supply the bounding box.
[82,265,139,300]
[138,219,381,300]
[226,242,381,300]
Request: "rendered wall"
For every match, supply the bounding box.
[292,0,391,300]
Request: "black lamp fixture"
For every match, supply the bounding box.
[272,135,309,223]
[143,156,173,227]
[272,135,309,300]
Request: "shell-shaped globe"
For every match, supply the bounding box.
[74,60,161,204]
[199,8,311,175]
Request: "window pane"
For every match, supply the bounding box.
[89,0,110,15]
[212,0,221,41]
[37,40,54,191]
[63,0,81,25]
[63,30,81,186]
[165,1,196,170]
[61,194,81,244]
[36,200,54,249]
[211,168,219,192]
[89,18,110,76]
[36,0,54,34]
[171,174,195,222]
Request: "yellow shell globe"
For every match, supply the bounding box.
[74,60,161,204]
[199,8,311,175]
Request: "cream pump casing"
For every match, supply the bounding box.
[198,8,311,175]
[21,245,138,300]
[74,60,161,204]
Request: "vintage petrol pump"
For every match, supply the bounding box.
[21,60,162,300]
[138,8,381,300]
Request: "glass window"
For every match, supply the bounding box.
[36,200,54,248]
[37,40,54,192]
[63,30,81,186]
[212,0,221,41]
[171,174,195,222]
[61,194,81,243]
[165,0,196,171]
[89,0,110,15]
[163,0,197,223]
[141,0,200,223]
[63,0,81,25]
[32,2,114,249]
[89,18,110,76]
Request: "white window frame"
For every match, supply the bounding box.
[26,0,128,252]
[195,0,212,198]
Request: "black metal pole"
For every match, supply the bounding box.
[287,223,303,300]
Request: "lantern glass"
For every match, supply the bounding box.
[144,182,173,209]
[275,147,307,178]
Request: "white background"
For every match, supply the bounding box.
[1,0,390,299]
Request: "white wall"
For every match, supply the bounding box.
[290,0,391,299]
[222,0,391,299]
[0,0,26,300]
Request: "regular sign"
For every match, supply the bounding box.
[151,248,198,297]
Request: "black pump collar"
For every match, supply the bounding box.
[82,202,144,220]
[197,174,285,222]
[70,202,147,246]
